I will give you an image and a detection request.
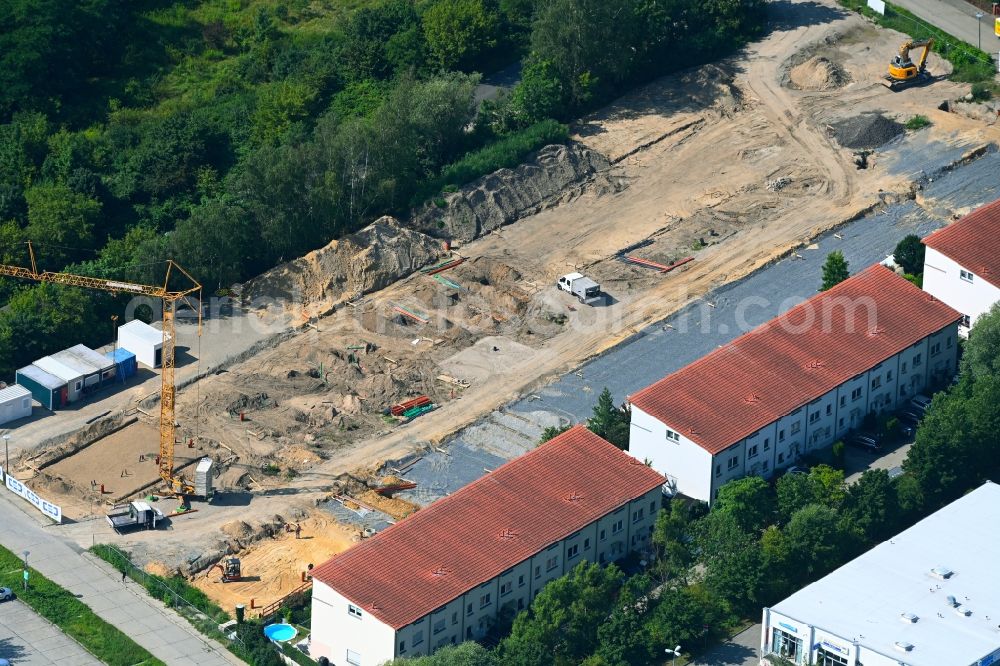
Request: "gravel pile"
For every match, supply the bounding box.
[832,113,904,149]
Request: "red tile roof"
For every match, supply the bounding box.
[629,266,959,455]
[923,199,1000,289]
[310,426,664,629]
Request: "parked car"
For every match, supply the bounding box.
[0,587,14,602]
[848,433,882,452]
[909,394,933,413]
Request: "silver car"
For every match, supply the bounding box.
[0,586,13,601]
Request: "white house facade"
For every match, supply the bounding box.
[922,198,1000,337]
[628,266,959,503]
[761,482,1000,666]
[309,426,664,666]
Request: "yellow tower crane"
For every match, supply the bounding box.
[0,242,202,495]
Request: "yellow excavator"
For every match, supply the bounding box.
[884,38,934,91]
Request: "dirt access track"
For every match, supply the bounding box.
[44,0,1000,611]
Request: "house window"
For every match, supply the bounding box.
[75,381,82,391]
[433,619,447,635]
[838,417,844,427]
[778,453,785,463]
[960,314,971,328]
[346,649,362,666]
[748,445,758,458]
[632,508,644,523]
[400,640,406,654]
[839,395,846,407]
[500,581,512,596]
[534,566,540,579]
[650,500,656,514]
[584,537,591,550]
[546,556,558,571]
[778,429,785,441]
[727,455,738,470]
[413,631,424,647]
[480,594,491,609]
[612,519,623,534]
[771,629,802,662]
[913,353,922,367]
[518,575,525,587]
[871,376,881,390]
[715,464,721,477]
[599,529,606,542]
[808,412,820,424]
[467,603,473,615]
[567,544,580,559]
[790,422,801,435]
[887,370,893,381]
[947,336,952,348]
[816,648,849,666]
[901,361,908,374]
[348,604,363,619]
[452,612,458,624]
[763,437,770,450]
[665,429,680,442]
[851,387,862,401]
[762,460,769,472]
[960,269,974,282]
[930,342,941,357]
[825,404,832,415]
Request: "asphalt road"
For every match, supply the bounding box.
[891,0,1000,55]
[688,624,761,666]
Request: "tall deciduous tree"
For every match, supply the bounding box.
[423,0,501,71]
[843,469,901,542]
[24,182,99,266]
[820,250,849,291]
[960,303,1000,380]
[712,476,775,534]
[893,234,925,276]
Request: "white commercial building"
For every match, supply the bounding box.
[761,481,1000,666]
[0,384,33,425]
[628,266,959,503]
[922,198,1000,336]
[118,319,166,368]
[309,426,664,666]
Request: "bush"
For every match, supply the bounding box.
[831,440,845,467]
[971,81,993,101]
[904,115,931,130]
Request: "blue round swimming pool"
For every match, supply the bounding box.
[263,623,298,642]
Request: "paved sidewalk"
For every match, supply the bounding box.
[892,0,1000,55]
[689,624,761,666]
[0,599,101,666]
[0,492,243,666]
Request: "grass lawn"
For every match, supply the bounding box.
[0,544,164,666]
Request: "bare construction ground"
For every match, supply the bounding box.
[33,0,1000,613]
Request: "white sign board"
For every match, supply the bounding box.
[867,0,886,14]
[1,466,62,523]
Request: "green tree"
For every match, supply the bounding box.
[960,303,1000,380]
[499,561,623,666]
[697,511,765,614]
[893,234,925,276]
[539,424,571,443]
[587,387,630,449]
[820,250,849,291]
[775,472,815,524]
[24,182,100,266]
[782,504,861,584]
[807,465,846,509]
[843,469,901,542]
[712,476,775,534]
[391,641,498,665]
[529,0,638,111]
[594,575,654,666]
[423,0,501,71]
[651,501,699,582]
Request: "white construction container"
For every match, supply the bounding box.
[0,384,33,425]
[194,458,213,497]
[32,356,86,402]
[118,320,166,368]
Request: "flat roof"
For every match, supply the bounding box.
[311,426,665,629]
[62,344,114,372]
[33,356,85,382]
[119,319,166,345]
[771,482,1000,666]
[0,384,31,403]
[923,198,1000,289]
[16,365,65,391]
[629,266,960,455]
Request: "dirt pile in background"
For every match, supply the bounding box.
[243,216,445,309]
[410,143,624,242]
[789,56,850,90]
[832,113,904,149]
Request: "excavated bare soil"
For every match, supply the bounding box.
[789,55,851,90]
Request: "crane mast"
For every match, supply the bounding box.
[0,242,202,495]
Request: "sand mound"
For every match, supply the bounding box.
[789,56,850,91]
[244,216,445,308]
[832,113,904,149]
[411,143,618,242]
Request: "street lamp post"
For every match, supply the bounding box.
[22,550,29,592]
[977,12,985,51]
[665,645,682,666]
